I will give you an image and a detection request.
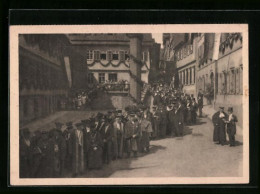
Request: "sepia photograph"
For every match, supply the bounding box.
[9,24,249,185]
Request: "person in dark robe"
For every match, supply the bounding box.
[225,107,238,147]
[54,128,67,177]
[124,113,140,158]
[186,99,192,125]
[49,128,61,178]
[86,121,104,169]
[151,106,160,139]
[82,119,91,170]
[100,117,113,164]
[153,91,162,106]
[30,130,42,178]
[139,116,153,153]
[19,128,32,178]
[113,115,124,159]
[64,122,74,172]
[71,122,85,177]
[197,96,203,117]
[37,130,55,178]
[212,107,228,145]
[158,105,167,138]
[191,98,198,124]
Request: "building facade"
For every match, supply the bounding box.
[161,33,198,94]
[67,34,160,88]
[19,34,70,126]
[196,33,243,127]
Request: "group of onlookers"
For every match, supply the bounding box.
[19,107,153,178]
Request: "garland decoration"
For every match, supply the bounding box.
[87,60,130,68]
[219,33,242,54]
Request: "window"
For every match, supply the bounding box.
[186,69,188,85]
[189,68,192,85]
[230,69,235,94]
[125,51,129,60]
[119,51,125,61]
[98,73,105,83]
[93,50,100,61]
[106,51,112,61]
[235,68,240,94]
[193,67,196,84]
[100,52,106,60]
[87,73,94,84]
[112,51,119,60]
[87,50,93,60]
[108,73,117,82]
[240,65,243,95]
[143,51,148,61]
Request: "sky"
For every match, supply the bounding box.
[152,33,163,48]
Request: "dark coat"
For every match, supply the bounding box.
[19,137,32,178]
[86,131,103,169]
[37,138,55,178]
[212,111,228,143]
[227,114,238,136]
[153,95,162,106]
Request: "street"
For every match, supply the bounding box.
[24,111,243,178]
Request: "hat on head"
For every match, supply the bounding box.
[75,122,83,127]
[228,107,233,112]
[41,130,48,134]
[66,121,72,126]
[55,122,63,127]
[129,112,136,116]
[219,106,224,110]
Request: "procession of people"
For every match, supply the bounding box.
[19,81,238,178]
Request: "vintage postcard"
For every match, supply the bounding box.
[9,24,249,185]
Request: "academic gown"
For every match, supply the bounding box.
[71,129,84,175]
[86,131,103,169]
[212,111,228,144]
[113,121,124,159]
[19,137,32,178]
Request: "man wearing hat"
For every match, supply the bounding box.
[212,107,228,145]
[225,107,238,147]
[100,116,113,164]
[158,105,167,138]
[86,120,104,169]
[153,91,162,106]
[113,114,124,159]
[124,112,140,158]
[19,128,32,178]
[71,122,85,177]
[36,130,55,178]
[151,106,160,139]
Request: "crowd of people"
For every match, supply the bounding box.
[19,106,153,178]
[60,80,130,110]
[20,81,238,178]
[148,82,204,138]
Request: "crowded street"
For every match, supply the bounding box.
[17,33,244,180]
[22,108,243,178]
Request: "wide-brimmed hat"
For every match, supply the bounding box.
[66,121,72,126]
[228,107,233,112]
